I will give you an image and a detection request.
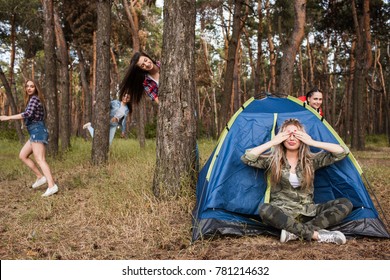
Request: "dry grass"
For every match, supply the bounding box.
[0,138,389,260]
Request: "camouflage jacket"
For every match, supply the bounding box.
[241,146,349,217]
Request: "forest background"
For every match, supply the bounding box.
[0,0,390,260]
[1,0,389,151]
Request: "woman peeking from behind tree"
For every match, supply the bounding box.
[0,80,59,197]
[119,51,160,108]
[241,118,352,245]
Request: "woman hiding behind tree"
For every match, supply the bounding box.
[119,51,160,107]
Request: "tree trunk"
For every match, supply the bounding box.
[306,34,314,87]
[220,0,244,127]
[298,46,305,97]
[254,0,264,94]
[42,0,59,156]
[110,47,119,98]
[137,97,146,148]
[265,0,276,93]
[92,0,111,165]
[122,0,147,148]
[9,13,17,98]
[232,42,241,113]
[54,8,71,152]
[76,48,92,138]
[152,0,197,198]
[122,0,140,51]
[344,40,356,144]
[0,66,25,144]
[350,0,372,150]
[276,0,306,95]
[375,41,390,145]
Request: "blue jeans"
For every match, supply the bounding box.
[87,123,118,145]
[26,121,48,145]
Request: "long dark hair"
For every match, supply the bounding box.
[119,91,132,114]
[119,51,157,105]
[305,87,323,101]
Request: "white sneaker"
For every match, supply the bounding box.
[317,229,346,245]
[32,176,47,189]
[280,229,299,243]
[83,122,91,129]
[42,184,58,197]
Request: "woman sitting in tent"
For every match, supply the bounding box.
[241,118,352,245]
[298,87,323,116]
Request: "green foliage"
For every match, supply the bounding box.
[0,0,43,59]
[1,137,389,259]
[366,134,389,148]
[145,119,157,139]
[0,123,20,141]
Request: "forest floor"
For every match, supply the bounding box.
[0,138,389,260]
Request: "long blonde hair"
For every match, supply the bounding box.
[267,119,314,190]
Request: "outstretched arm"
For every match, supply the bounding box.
[0,113,23,121]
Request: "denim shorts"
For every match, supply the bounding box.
[27,121,49,144]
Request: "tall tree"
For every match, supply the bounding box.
[276,0,306,94]
[350,0,372,150]
[91,0,112,165]
[220,0,244,128]
[0,66,25,144]
[265,0,276,92]
[122,0,146,148]
[254,0,264,94]
[54,8,71,151]
[42,0,59,156]
[153,0,197,198]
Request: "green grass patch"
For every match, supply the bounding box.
[1,136,389,260]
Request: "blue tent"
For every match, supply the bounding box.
[192,95,389,241]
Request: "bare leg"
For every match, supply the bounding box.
[31,142,55,188]
[19,140,44,179]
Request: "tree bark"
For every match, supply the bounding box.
[276,0,306,95]
[122,0,146,148]
[152,0,197,198]
[92,0,111,165]
[76,47,92,138]
[122,0,140,51]
[350,0,372,150]
[54,8,71,151]
[254,0,264,94]
[265,0,276,93]
[0,66,25,144]
[220,0,244,128]
[42,0,59,156]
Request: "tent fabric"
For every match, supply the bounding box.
[192,95,389,242]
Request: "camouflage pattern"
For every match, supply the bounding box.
[241,147,350,217]
[241,147,352,240]
[259,198,352,240]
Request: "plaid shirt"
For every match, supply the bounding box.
[21,95,45,122]
[143,61,160,102]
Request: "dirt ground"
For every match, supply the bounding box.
[0,148,389,260]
